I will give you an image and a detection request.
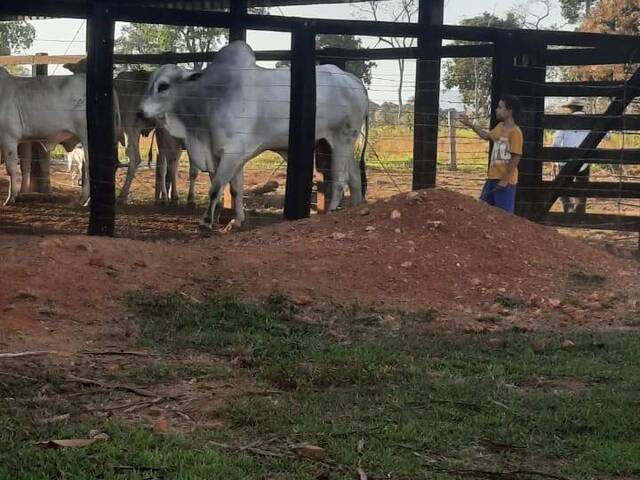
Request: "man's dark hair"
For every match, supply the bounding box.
[500,94,521,119]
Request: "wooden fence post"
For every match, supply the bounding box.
[284,22,316,220]
[30,53,52,194]
[448,109,457,170]
[412,0,444,190]
[86,4,116,236]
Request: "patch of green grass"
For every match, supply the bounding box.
[2,294,640,479]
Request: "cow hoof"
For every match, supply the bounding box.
[198,223,213,234]
[222,219,241,233]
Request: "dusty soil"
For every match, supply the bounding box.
[1,178,639,356]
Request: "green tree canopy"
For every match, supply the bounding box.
[115,24,227,71]
[442,13,520,121]
[559,0,597,24]
[0,20,36,56]
[276,34,375,86]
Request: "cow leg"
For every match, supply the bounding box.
[328,143,351,211]
[347,151,363,207]
[224,168,245,231]
[155,150,168,204]
[168,151,179,203]
[118,130,142,204]
[187,163,198,207]
[79,136,91,206]
[200,160,242,233]
[19,145,32,194]
[3,144,20,206]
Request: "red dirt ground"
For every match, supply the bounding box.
[1,185,639,355]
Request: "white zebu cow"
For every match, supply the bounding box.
[0,67,120,206]
[139,41,369,232]
[66,143,84,185]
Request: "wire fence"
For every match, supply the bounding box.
[1,34,639,249]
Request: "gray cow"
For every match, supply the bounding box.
[139,40,369,232]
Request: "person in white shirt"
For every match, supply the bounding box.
[551,98,590,214]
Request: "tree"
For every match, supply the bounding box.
[316,34,375,86]
[115,24,226,71]
[275,34,375,87]
[559,0,597,24]
[360,0,418,125]
[0,20,35,56]
[442,13,520,122]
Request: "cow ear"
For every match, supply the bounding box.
[184,72,204,82]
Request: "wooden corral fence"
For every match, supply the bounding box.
[2,0,640,238]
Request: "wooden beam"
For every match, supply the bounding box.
[229,0,247,42]
[412,0,444,191]
[540,147,640,164]
[539,80,640,98]
[544,47,640,66]
[0,1,86,18]
[542,212,640,232]
[531,65,640,220]
[540,180,640,198]
[86,3,116,236]
[284,23,316,221]
[30,53,51,194]
[542,114,640,131]
[0,54,85,65]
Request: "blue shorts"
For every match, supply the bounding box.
[480,180,516,214]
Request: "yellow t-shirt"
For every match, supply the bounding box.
[488,123,523,185]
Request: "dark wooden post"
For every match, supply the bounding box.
[30,52,52,194]
[412,0,444,190]
[490,35,546,218]
[284,22,316,220]
[512,45,546,218]
[230,0,247,42]
[86,3,116,236]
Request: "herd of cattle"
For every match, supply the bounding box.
[0,41,369,231]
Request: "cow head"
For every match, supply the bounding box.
[138,64,202,120]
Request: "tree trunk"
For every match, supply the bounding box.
[397,58,405,125]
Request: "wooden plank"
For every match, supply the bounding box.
[512,45,547,218]
[284,23,316,221]
[542,212,640,232]
[229,0,247,42]
[0,54,85,66]
[531,65,640,220]
[30,53,51,194]
[540,181,640,198]
[86,3,116,236]
[0,1,87,18]
[539,80,640,98]
[412,0,444,191]
[542,114,640,131]
[544,47,640,66]
[540,147,640,164]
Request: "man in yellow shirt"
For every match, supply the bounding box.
[459,95,524,214]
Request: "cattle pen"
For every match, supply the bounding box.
[1,0,640,245]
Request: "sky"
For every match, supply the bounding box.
[18,0,567,105]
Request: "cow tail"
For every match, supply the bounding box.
[147,129,156,168]
[359,108,369,199]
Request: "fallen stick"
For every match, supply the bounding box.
[0,351,58,358]
[79,350,160,357]
[66,375,157,398]
[209,441,294,459]
[247,180,279,195]
[0,371,39,381]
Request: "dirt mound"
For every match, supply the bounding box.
[0,188,638,353]
[217,188,637,310]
